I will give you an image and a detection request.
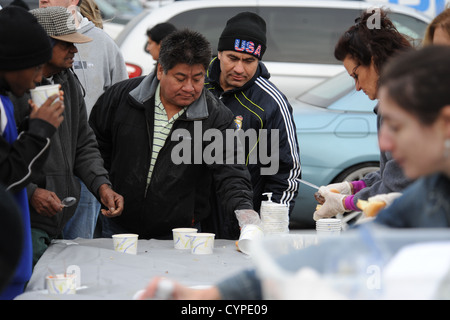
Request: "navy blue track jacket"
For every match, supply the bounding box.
[205,57,301,213]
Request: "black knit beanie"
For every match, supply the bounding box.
[218,11,267,60]
[9,0,29,10]
[0,6,52,71]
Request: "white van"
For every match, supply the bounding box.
[116,0,430,98]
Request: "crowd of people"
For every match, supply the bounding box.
[139,8,450,300]
[0,0,449,300]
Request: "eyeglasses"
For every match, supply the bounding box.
[351,64,360,83]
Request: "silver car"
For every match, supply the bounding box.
[116,0,430,98]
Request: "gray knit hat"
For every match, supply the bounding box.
[0,6,52,71]
[30,6,92,44]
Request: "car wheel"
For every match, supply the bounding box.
[332,162,379,183]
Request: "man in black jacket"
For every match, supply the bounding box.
[90,29,254,239]
[0,6,63,299]
[11,7,124,265]
[204,12,301,237]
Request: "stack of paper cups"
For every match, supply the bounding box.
[260,193,289,235]
[316,219,341,236]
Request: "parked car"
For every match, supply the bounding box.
[98,0,144,39]
[140,0,174,9]
[291,71,379,228]
[115,0,430,98]
[0,0,141,39]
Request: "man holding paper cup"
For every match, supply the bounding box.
[11,6,124,266]
[0,6,65,300]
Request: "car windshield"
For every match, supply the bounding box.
[297,71,354,108]
[97,0,143,24]
[390,12,428,46]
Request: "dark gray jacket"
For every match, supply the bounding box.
[12,69,110,237]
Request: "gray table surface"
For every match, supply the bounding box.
[16,238,254,300]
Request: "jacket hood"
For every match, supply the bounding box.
[129,71,209,120]
[77,15,95,34]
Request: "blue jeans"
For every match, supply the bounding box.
[63,179,101,239]
[98,214,129,238]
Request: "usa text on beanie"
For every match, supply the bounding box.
[218,11,267,59]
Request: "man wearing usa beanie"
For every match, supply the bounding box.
[0,6,64,299]
[204,12,301,238]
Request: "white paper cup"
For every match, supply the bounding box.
[112,233,138,254]
[46,274,77,294]
[189,233,215,255]
[238,224,264,255]
[30,84,60,107]
[172,228,198,250]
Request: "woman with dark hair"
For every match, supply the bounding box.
[314,9,415,221]
[334,9,412,100]
[145,23,177,61]
[374,46,450,227]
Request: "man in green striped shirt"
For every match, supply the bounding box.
[90,29,255,239]
[146,84,186,189]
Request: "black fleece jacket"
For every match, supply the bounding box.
[89,72,254,239]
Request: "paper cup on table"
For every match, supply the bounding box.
[189,233,215,255]
[172,228,198,250]
[46,274,77,294]
[238,224,264,255]
[29,84,60,107]
[113,233,138,254]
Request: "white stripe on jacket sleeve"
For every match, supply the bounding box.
[255,77,301,207]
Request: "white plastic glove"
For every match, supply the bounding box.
[313,187,351,221]
[321,181,353,195]
[234,209,262,228]
[368,192,402,208]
